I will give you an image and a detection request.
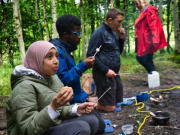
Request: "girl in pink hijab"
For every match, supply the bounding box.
[7,41,98,135]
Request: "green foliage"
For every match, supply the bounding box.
[0,65,13,96]
[0,99,7,108]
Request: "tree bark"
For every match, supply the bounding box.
[158,0,165,53]
[122,0,129,56]
[178,0,180,29]
[104,0,107,19]
[13,0,25,64]
[172,0,180,53]
[88,0,95,34]
[80,0,85,59]
[115,0,120,9]
[51,0,58,38]
[35,0,43,40]
[97,0,102,26]
[42,0,50,41]
[110,0,113,8]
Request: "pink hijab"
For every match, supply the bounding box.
[24,41,57,78]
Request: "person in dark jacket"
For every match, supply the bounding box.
[50,14,95,104]
[87,8,126,112]
[6,41,99,135]
[134,0,167,85]
[50,14,105,134]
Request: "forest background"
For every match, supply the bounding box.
[0,0,180,97]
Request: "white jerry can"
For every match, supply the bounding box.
[148,71,160,88]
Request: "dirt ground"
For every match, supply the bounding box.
[0,69,180,135]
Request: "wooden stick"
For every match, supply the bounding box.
[93,45,102,57]
[98,87,111,101]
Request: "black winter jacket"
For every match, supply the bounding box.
[87,22,124,75]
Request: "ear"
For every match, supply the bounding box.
[63,32,69,38]
[107,18,113,24]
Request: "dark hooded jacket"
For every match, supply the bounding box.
[87,22,124,75]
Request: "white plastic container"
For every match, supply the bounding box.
[148,71,160,88]
[122,124,133,134]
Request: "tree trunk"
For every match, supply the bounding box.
[115,0,120,9]
[85,1,89,58]
[172,0,180,53]
[35,0,43,40]
[104,0,107,18]
[0,48,2,66]
[97,0,102,26]
[158,0,165,53]
[158,0,163,23]
[13,0,25,64]
[110,0,113,8]
[51,0,58,38]
[88,0,95,34]
[80,0,85,59]
[122,0,129,56]
[42,0,50,41]
[178,0,180,29]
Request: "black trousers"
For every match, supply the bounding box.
[136,53,155,73]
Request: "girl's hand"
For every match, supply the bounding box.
[77,102,96,114]
[50,87,73,110]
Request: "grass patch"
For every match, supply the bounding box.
[0,65,14,96]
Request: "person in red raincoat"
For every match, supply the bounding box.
[134,0,167,85]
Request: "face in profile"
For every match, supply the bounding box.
[43,48,59,76]
[110,14,123,32]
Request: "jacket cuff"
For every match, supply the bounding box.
[76,61,88,73]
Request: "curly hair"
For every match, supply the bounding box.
[56,14,81,38]
[106,8,124,21]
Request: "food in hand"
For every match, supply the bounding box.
[60,86,73,98]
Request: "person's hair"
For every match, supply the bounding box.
[56,14,81,38]
[106,8,124,21]
[135,0,150,11]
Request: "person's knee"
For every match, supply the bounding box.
[84,114,99,135]
[107,106,116,112]
[103,105,116,112]
[76,121,91,135]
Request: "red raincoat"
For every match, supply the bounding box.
[134,5,167,56]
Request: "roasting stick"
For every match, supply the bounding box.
[98,87,111,101]
[149,112,156,117]
[93,45,102,57]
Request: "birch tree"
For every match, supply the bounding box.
[110,0,113,8]
[35,0,43,40]
[172,0,180,53]
[42,0,50,41]
[13,0,25,64]
[51,0,58,38]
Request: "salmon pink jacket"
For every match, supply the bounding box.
[134,5,167,56]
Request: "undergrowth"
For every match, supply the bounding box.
[0,52,179,96]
